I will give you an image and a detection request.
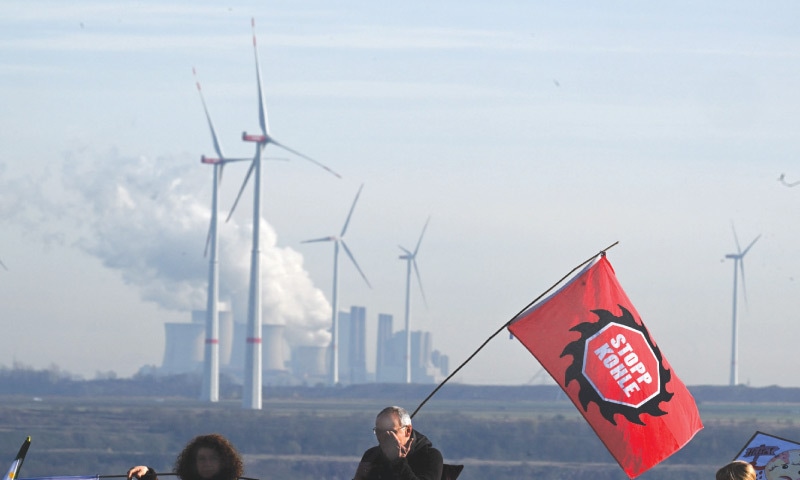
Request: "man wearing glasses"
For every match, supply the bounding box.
[353,406,443,480]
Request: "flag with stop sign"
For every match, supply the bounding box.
[508,255,703,478]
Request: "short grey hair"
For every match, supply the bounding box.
[377,406,412,427]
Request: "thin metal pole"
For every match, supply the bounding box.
[410,241,619,419]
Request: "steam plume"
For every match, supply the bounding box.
[0,148,332,347]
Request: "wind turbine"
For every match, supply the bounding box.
[399,217,430,384]
[301,184,371,385]
[724,225,760,386]
[228,18,340,410]
[193,68,251,403]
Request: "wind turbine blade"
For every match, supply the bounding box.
[226,159,256,222]
[193,68,225,159]
[741,234,761,256]
[301,236,334,244]
[739,234,759,310]
[222,157,256,163]
[340,184,364,237]
[412,259,428,308]
[219,157,260,184]
[251,18,269,137]
[398,245,412,256]
[341,240,372,289]
[269,138,341,178]
[0,258,7,271]
[414,216,431,255]
[731,222,742,254]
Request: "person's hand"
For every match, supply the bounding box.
[380,432,413,460]
[397,435,413,458]
[127,466,149,480]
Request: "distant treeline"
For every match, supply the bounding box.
[2,362,800,403]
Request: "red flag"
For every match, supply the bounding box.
[508,255,702,478]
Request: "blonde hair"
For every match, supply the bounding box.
[716,461,756,480]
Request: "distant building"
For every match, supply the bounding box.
[157,303,448,386]
[372,314,449,384]
[347,305,367,384]
[161,322,203,375]
[334,305,367,384]
[375,313,394,382]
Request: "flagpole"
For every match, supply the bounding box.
[410,241,619,419]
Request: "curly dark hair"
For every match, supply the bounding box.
[173,434,243,480]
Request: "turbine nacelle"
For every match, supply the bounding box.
[242,132,269,143]
[202,156,222,165]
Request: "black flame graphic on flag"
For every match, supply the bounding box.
[560,305,674,425]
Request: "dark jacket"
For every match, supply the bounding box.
[354,430,443,480]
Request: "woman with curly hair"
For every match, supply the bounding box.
[127,434,244,480]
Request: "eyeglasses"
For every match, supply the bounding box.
[373,425,408,436]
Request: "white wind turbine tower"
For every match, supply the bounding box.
[227,18,341,410]
[399,217,430,384]
[724,225,760,386]
[193,68,251,403]
[301,184,372,385]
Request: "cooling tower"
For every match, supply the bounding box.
[218,309,233,365]
[192,307,234,366]
[337,309,350,382]
[162,322,204,374]
[292,345,328,381]
[230,321,246,372]
[261,323,287,372]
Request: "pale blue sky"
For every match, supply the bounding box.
[1,1,798,386]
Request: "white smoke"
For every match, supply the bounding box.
[1,148,332,347]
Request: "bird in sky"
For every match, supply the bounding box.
[778,173,800,187]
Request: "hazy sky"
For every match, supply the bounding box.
[1,1,799,387]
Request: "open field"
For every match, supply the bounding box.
[0,385,798,480]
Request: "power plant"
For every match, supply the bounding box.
[154,304,450,387]
[176,19,446,401]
